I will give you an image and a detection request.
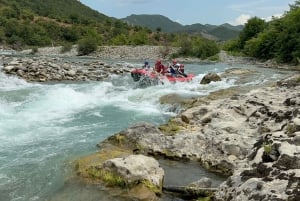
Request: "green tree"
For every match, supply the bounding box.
[243,1,300,64]
[275,3,300,63]
[238,17,266,49]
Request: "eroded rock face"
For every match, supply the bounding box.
[214,76,300,201]
[215,131,300,201]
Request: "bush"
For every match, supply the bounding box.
[77,36,98,55]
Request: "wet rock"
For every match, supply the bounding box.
[188,177,212,188]
[277,74,300,87]
[200,72,221,84]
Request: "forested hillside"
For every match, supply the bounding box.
[0,0,152,50]
[0,0,220,58]
[224,0,300,64]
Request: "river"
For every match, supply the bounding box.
[0,58,293,201]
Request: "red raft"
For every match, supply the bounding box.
[131,68,195,84]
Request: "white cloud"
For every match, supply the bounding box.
[230,12,283,25]
[263,13,283,22]
[228,0,292,24]
[230,14,252,25]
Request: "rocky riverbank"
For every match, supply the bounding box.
[75,72,300,200]
[1,56,133,82]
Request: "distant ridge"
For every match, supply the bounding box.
[122,14,183,32]
[122,14,243,41]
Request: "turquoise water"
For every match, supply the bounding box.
[0,60,293,201]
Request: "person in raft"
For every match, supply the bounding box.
[142,61,151,71]
[154,59,165,75]
[171,59,187,77]
[168,60,177,77]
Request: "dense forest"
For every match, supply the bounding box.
[224,0,300,64]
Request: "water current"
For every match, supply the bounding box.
[0,57,294,201]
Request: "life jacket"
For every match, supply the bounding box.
[155,63,164,74]
[170,65,176,74]
[179,64,184,73]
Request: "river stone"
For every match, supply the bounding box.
[3,65,16,72]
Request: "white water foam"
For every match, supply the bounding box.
[0,72,35,91]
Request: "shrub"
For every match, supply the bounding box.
[77,36,98,55]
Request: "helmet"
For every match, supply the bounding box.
[144,61,149,65]
[172,59,177,64]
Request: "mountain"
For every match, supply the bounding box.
[122,14,183,32]
[122,14,243,41]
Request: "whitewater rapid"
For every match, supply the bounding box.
[0,61,292,201]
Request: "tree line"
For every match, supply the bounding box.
[224,0,300,64]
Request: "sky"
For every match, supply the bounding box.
[80,0,295,26]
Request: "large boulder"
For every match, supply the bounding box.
[200,72,221,84]
[103,154,164,189]
[87,154,164,201]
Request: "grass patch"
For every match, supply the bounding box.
[141,180,160,194]
[159,121,182,135]
[207,54,219,61]
[286,123,299,134]
[263,143,272,154]
[87,167,127,188]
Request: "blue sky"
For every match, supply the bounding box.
[80,0,295,25]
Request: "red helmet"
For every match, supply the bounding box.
[172,59,177,64]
